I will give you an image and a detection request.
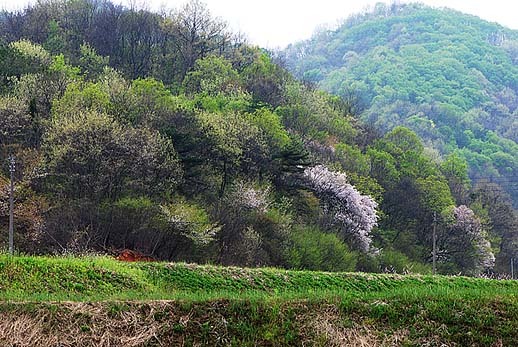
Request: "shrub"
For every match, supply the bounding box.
[285,226,357,272]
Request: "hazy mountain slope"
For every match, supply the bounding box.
[284,3,518,205]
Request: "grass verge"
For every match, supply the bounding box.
[0,254,516,346]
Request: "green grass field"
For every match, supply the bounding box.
[0,254,517,346]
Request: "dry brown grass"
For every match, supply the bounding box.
[0,302,174,347]
[300,304,410,347]
[0,300,507,347]
[0,301,245,347]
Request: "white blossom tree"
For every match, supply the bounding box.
[231,180,271,213]
[446,205,495,274]
[216,180,272,265]
[304,165,378,252]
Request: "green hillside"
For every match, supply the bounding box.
[284,2,518,206]
[0,255,517,346]
[0,2,517,344]
[0,0,516,276]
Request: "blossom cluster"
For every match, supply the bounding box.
[304,165,378,252]
[452,205,495,270]
[230,181,271,213]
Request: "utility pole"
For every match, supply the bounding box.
[432,211,437,275]
[8,155,15,255]
[511,258,514,280]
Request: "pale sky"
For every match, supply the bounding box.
[1,0,517,48]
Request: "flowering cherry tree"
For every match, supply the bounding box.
[230,180,271,214]
[304,165,378,252]
[215,180,273,265]
[450,205,495,272]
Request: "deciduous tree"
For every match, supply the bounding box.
[304,165,378,252]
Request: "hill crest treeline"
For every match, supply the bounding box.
[0,0,516,276]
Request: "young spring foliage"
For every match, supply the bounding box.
[0,0,514,275]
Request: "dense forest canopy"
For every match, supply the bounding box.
[283,2,518,207]
[0,0,516,276]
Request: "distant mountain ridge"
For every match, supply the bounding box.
[283,2,518,205]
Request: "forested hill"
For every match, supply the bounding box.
[0,0,516,276]
[283,2,518,206]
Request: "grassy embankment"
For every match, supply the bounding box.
[0,254,517,346]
